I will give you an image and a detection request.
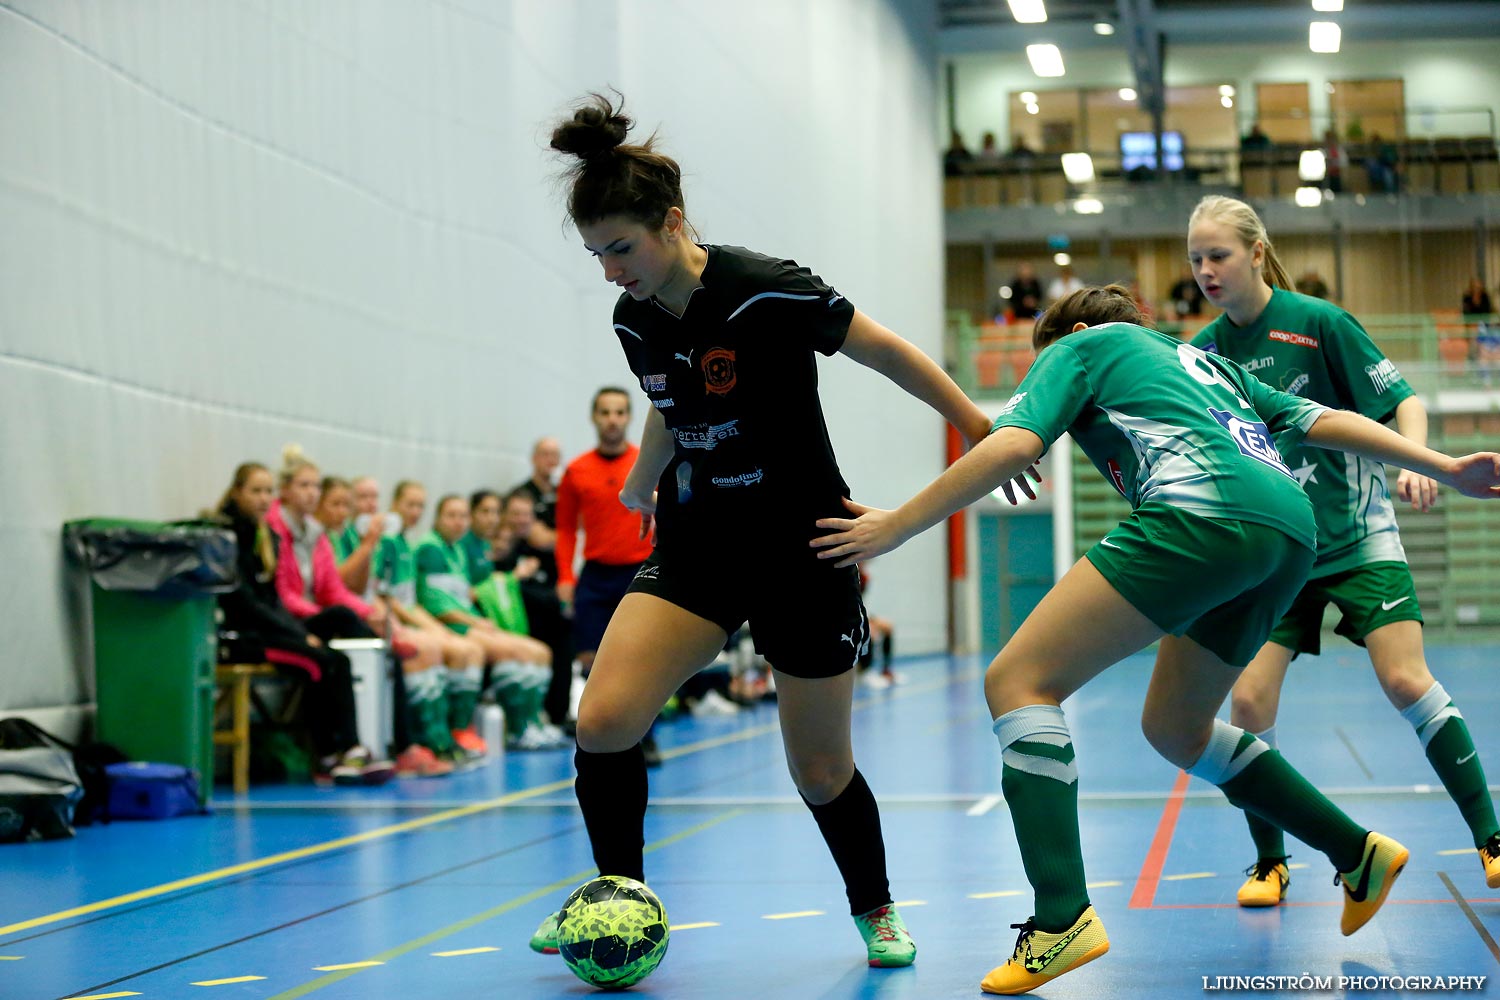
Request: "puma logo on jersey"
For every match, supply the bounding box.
[1380,596,1411,611]
[839,631,858,647]
[674,349,694,365]
[829,294,845,307]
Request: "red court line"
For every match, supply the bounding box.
[1130,769,1191,909]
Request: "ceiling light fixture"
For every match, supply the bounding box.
[1008,0,1048,23]
[1309,21,1341,53]
[1312,0,1344,11]
[1027,43,1066,77]
[1119,87,1137,101]
[1093,22,1115,35]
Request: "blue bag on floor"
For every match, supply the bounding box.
[105,762,209,819]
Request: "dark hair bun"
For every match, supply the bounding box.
[551,93,631,162]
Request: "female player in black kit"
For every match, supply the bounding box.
[528,93,997,968]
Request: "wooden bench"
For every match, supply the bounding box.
[213,663,304,795]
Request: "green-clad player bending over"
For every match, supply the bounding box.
[812,284,1500,996]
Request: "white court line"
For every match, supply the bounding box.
[967,794,1003,816]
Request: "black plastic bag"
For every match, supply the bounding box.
[63,519,238,598]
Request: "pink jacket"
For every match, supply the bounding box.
[266,501,373,621]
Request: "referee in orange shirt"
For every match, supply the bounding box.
[555,387,657,753]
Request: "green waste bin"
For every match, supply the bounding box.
[64,518,238,805]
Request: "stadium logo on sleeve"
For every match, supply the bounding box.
[1365,359,1403,394]
[998,392,1028,416]
[1209,408,1292,476]
[1268,330,1319,348]
[701,347,738,395]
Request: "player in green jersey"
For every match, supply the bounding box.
[1188,195,1500,904]
[813,285,1500,995]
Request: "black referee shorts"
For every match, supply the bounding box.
[625,546,868,679]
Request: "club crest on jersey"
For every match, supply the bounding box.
[642,373,667,391]
[1209,408,1292,476]
[701,347,737,395]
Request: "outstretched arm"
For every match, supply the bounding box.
[840,310,993,446]
[1305,409,1500,498]
[811,427,1046,567]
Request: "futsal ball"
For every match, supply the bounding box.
[556,875,670,990]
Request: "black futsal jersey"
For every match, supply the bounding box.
[613,244,856,557]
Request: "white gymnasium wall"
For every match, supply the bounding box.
[0,0,944,726]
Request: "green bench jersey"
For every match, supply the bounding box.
[995,323,1327,550]
[415,533,477,618]
[1192,288,1413,576]
[458,530,494,586]
[331,523,359,563]
[374,533,418,607]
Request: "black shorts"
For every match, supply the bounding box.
[625,547,868,679]
[573,560,644,654]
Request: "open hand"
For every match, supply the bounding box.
[1443,453,1500,499]
[810,497,911,568]
[1395,469,1439,511]
[1000,463,1044,505]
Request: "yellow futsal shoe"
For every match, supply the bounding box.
[1337,832,1409,936]
[1236,857,1291,907]
[1481,833,1500,889]
[980,906,1110,995]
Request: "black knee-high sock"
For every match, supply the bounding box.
[575,744,648,882]
[802,768,892,915]
[880,633,893,669]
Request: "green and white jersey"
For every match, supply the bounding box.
[458,530,494,586]
[415,532,476,618]
[1192,288,1413,576]
[995,323,1328,549]
[374,532,418,607]
[330,523,360,563]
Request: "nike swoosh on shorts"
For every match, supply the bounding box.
[1380,596,1411,611]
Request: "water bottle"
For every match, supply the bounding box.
[476,702,505,759]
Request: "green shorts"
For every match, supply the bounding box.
[1267,560,1423,657]
[1084,502,1315,668]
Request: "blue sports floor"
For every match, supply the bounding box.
[3,645,1497,1000]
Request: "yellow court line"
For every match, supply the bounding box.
[312,961,384,971]
[668,922,719,931]
[0,777,574,938]
[0,954,23,960]
[969,890,1024,899]
[892,900,927,907]
[1438,848,1479,856]
[67,993,141,999]
[3,665,961,943]
[265,809,745,1000]
[192,976,267,986]
[1289,863,1310,869]
[762,910,825,920]
[1086,881,1122,888]
[431,946,500,957]
[1163,872,1216,881]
